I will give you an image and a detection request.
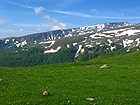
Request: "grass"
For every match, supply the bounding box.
[0,51,140,105]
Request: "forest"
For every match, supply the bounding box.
[0,43,138,67]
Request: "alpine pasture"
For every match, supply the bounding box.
[0,51,140,105]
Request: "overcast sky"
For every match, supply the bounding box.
[0,0,140,38]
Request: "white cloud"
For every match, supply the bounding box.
[43,15,51,20]
[14,23,50,27]
[9,28,24,32]
[3,0,33,9]
[43,15,67,31]
[50,18,67,30]
[34,7,45,15]
[91,9,99,14]
[50,10,92,17]
[36,28,41,31]
[119,13,125,17]
[0,18,6,25]
[50,22,66,30]
[50,25,61,30]
[50,10,140,20]
[51,10,71,15]
[19,29,24,32]
[51,17,59,23]
[3,0,46,16]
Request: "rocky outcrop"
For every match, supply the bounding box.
[100,64,109,69]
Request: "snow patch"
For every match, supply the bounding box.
[21,40,27,47]
[5,39,9,44]
[90,33,112,39]
[15,43,21,47]
[34,40,37,44]
[123,39,134,47]
[14,40,27,47]
[135,38,140,46]
[96,42,101,45]
[119,30,140,36]
[107,39,112,44]
[86,45,93,48]
[44,46,61,54]
[67,44,70,48]
[103,29,127,34]
[102,28,140,37]
[40,41,55,48]
[65,33,73,37]
[73,42,77,46]
[110,46,116,51]
[72,29,75,32]
[62,31,65,34]
[75,45,82,57]
[81,48,84,53]
[82,39,87,43]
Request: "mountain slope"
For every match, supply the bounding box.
[1,22,130,48]
[0,22,139,67]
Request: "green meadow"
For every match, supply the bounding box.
[0,51,140,105]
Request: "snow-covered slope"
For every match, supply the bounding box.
[1,22,130,48]
[40,22,139,55]
[0,22,139,55]
[0,22,140,67]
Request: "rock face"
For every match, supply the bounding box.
[100,64,109,69]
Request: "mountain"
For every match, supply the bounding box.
[1,22,130,48]
[0,22,139,67]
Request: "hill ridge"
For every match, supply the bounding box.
[0,22,139,67]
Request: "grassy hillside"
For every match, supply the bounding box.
[0,51,140,105]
